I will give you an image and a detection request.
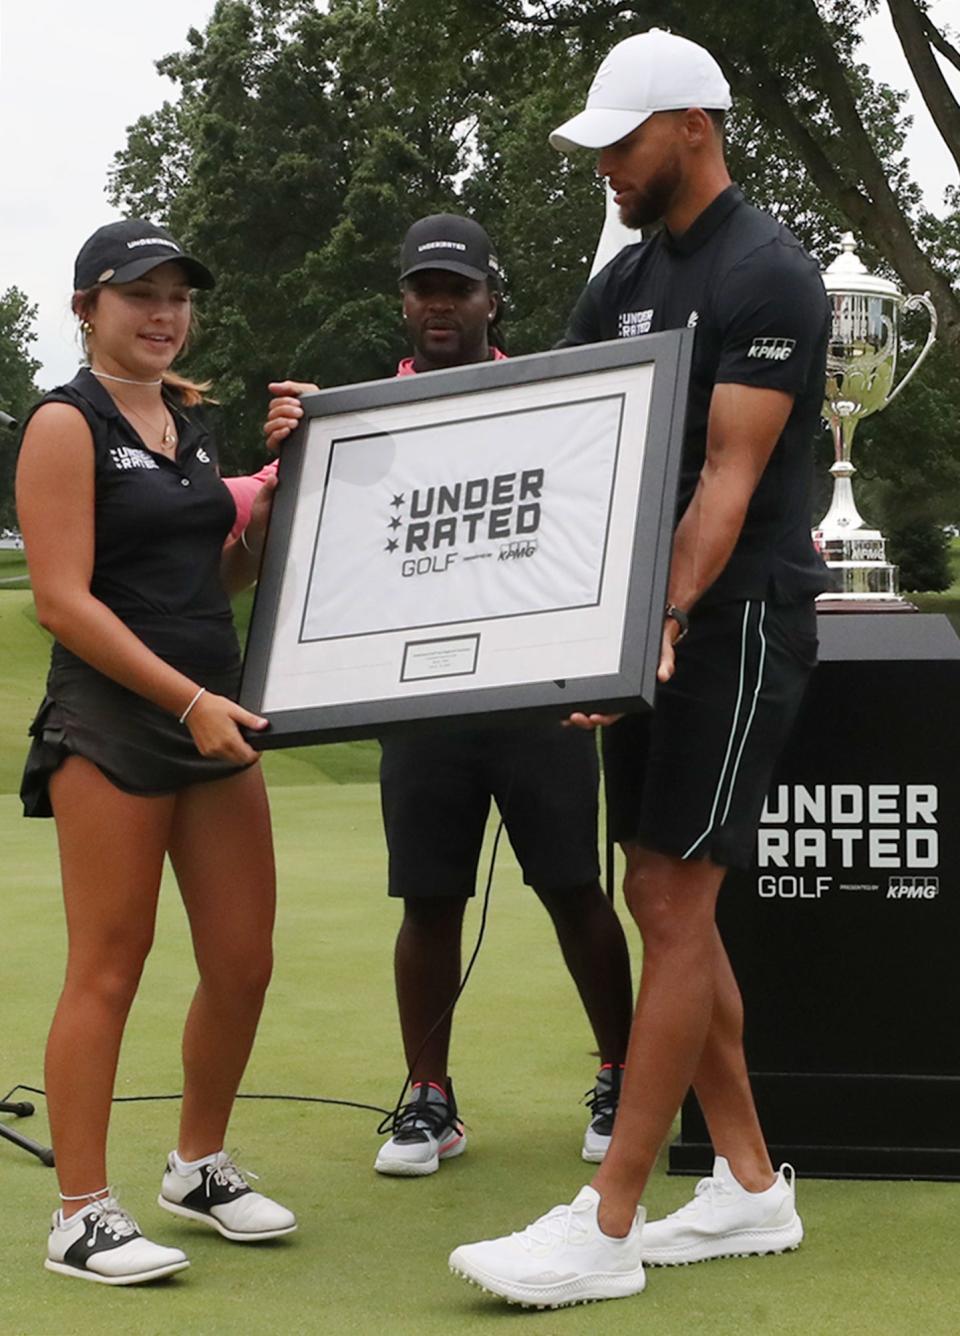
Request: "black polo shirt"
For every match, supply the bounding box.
[27,368,239,669]
[560,185,831,604]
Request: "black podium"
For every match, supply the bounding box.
[670,613,960,1181]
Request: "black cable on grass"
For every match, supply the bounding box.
[5,810,508,1136]
[3,1086,393,1116]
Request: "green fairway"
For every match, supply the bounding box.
[2,587,959,1334]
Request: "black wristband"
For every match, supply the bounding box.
[664,603,689,641]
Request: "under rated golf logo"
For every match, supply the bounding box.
[383,469,544,579]
[110,446,159,470]
[754,783,940,902]
[618,308,653,338]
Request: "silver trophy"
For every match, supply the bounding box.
[814,232,938,604]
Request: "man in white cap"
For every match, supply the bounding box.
[448,29,831,1308]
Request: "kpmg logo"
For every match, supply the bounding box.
[887,875,939,900]
[747,336,795,360]
[383,469,544,579]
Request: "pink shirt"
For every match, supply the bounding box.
[224,349,509,537]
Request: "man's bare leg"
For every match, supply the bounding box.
[394,895,468,1086]
[589,844,772,1237]
[590,845,723,1235]
[691,927,774,1189]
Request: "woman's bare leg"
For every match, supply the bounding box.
[167,765,275,1160]
[46,757,174,1214]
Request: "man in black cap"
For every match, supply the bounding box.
[259,214,634,1179]
[449,31,830,1308]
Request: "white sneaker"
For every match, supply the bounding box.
[449,1185,646,1309]
[641,1157,803,1266]
[375,1080,466,1177]
[45,1195,189,1285]
[158,1151,297,1241]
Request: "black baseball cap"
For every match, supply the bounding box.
[74,219,216,291]
[399,214,502,287]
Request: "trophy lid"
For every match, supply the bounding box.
[822,232,902,299]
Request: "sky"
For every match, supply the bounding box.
[1,0,958,395]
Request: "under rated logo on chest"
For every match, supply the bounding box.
[109,446,159,471]
[747,336,796,361]
[618,308,654,338]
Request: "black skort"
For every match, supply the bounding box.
[21,648,251,818]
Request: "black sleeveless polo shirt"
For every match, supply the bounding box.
[25,368,240,670]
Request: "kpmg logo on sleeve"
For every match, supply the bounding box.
[747,336,796,361]
[382,468,544,579]
[754,783,941,902]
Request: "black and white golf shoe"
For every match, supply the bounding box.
[158,1150,297,1241]
[46,1194,189,1285]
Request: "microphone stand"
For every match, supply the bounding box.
[0,1088,54,1166]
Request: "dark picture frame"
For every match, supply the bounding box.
[240,330,693,747]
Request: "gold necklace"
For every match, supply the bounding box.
[112,395,178,453]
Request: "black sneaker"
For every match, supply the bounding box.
[374,1079,466,1177]
[45,1195,189,1285]
[158,1151,297,1241]
[582,1064,624,1162]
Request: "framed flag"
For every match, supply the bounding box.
[240,330,692,746]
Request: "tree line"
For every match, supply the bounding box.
[3,0,959,584]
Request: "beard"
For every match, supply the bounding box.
[617,153,683,230]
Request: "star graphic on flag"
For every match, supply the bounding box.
[391,493,406,508]
[388,516,402,530]
[385,538,399,553]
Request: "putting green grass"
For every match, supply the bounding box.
[2,786,957,1335]
[1,586,958,1334]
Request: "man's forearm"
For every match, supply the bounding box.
[666,465,755,612]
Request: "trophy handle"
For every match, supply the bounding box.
[885,292,938,406]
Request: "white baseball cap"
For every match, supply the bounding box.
[550,29,732,153]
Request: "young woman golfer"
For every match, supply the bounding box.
[16,219,294,1285]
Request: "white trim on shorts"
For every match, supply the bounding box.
[682,600,768,859]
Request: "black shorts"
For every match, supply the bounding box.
[603,599,817,870]
[379,723,600,898]
[21,648,250,818]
